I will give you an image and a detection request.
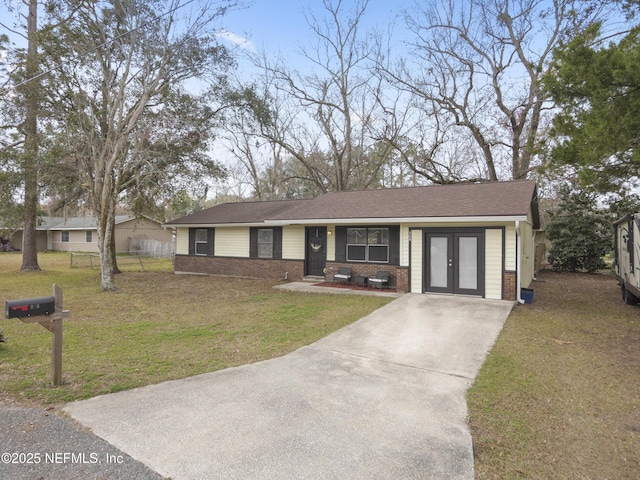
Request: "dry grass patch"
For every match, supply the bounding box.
[468,270,640,479]
[0,253,391,406]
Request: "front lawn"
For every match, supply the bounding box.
[0,253,391,406]
[468,271,640,479]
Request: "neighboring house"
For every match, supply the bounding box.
[11,215,172,254]
[164,180,540,301]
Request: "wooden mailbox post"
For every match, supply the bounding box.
[5,284,71,386]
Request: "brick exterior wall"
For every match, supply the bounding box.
[174,255,305,282]
[174,255,410,292]
[175,255,507,299]
[503,271,517,301]
[326,262,409,292]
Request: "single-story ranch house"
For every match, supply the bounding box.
[164,180,540,301]
[10,215,172,254]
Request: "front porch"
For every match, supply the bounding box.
[324,262,409,292]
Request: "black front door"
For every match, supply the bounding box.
[425,230,484,296]
[305,227,327,276]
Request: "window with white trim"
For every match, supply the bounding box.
[85,230,93,242]
[347,227,389,263]
[61,231,70,242]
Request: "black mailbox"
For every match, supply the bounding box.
[5,296,56,319]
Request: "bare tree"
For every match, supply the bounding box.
[41,0,236,290]
[251,0,392,193]
[369,88,459,184]
[217,79,288,200]
[393,0,600,181]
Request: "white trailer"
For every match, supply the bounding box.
[614,214,640,304]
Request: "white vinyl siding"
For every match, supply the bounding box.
[485,229,503,300]
[282,226,305,259]
[215,228,250,257]
[520,221,535,288]
[505,225,517,271]
[400,225,410,266]
[410,229,423,293]
[326,225,336,262]
[176,228,189,255]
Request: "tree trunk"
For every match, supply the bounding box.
[98,202,117,291]
[21,0,40,271]
[110,216,121,274]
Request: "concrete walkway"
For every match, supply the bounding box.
[64,294,513,480]
[274,281,404,297]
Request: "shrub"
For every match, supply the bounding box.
[546,189,610,273]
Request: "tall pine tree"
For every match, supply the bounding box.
[544,21,640,201]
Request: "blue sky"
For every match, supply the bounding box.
[0,0,413,73]
[217,0,413,60]
[0,0,413,88]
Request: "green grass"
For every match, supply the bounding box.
[0,252,391,405]
[467,270,640,479]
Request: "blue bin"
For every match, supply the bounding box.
[521,288,534,303]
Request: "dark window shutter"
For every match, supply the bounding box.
[207,228,215,256]
[335,226,347,262]
[389,225,400,265]
[273,227,282,259]
[249,228,258,258]
[188,228,195,255]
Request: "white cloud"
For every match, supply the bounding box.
[216,30,255,53]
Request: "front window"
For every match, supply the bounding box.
[61,231,70,242]
[347,227,389,263]
[346,228,366,261]
[258,229,273,258]
[194,229,208,255]
[85,230,93,243]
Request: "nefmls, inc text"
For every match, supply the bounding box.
[1,451,124,465]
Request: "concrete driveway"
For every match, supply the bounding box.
[64,294,513,480]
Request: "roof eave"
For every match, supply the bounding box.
[45,227,95,231]
[166,215,530,228]
[163,222,272,229]
[265,215,531,225]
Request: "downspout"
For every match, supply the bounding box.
[408,229,412,293]
[531,229,538,281]
[516,221,525,304]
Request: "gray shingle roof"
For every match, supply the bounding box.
[164,199,315,226]
[37,215,135,230]
[165,180,539,227]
